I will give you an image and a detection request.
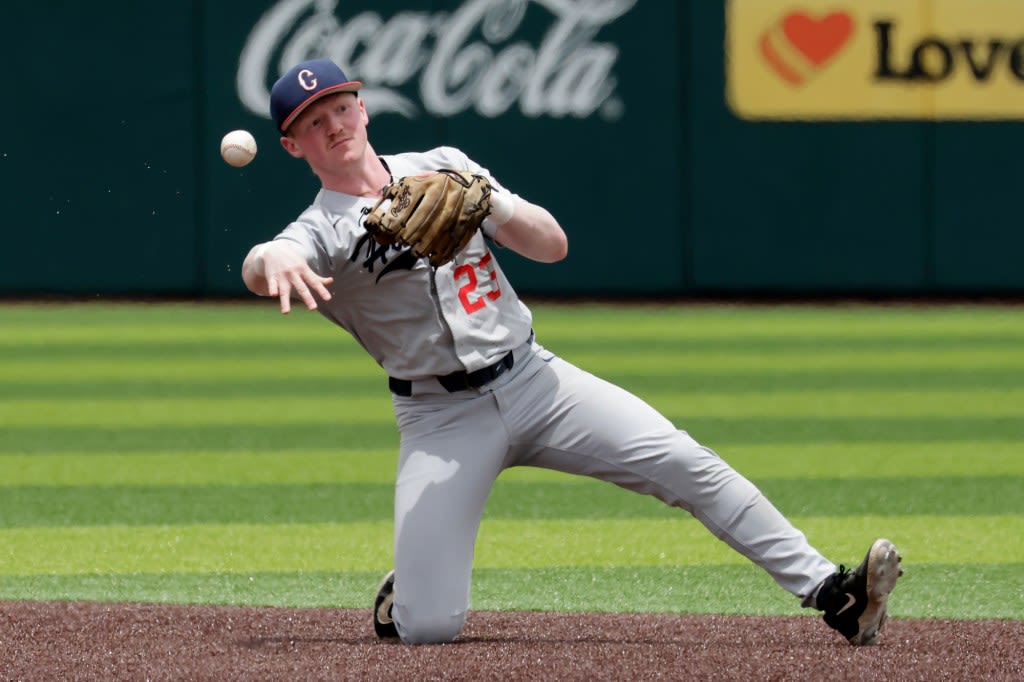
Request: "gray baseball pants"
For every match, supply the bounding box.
[388,338,835,644]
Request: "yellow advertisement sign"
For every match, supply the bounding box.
[727,0,1024,120]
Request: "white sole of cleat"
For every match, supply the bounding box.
[374,570,398,638]
[852,538,903,645]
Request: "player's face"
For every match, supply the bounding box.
[281,93,369,171]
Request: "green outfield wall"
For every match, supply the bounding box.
[2,1,1022,297]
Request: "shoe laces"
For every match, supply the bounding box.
[826,565,851,590]
[819,565,852,612]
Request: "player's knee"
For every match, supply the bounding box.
[395,607,466,644]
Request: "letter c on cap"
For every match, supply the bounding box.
[298,69,318,91]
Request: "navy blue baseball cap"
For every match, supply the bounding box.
[270,59,362,132]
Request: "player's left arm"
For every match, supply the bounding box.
[430,146,568,264]
[487,194,568,263]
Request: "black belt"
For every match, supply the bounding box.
[388,350,515,397]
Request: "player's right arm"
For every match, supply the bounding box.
[242,240,334,315]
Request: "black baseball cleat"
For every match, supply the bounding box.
[816,538,903,645]
[373,570,399,639]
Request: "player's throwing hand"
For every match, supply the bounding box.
[247,240,333,314]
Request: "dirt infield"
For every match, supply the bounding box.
[2,601,1021,681]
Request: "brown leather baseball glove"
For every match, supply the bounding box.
[362,169,493,267]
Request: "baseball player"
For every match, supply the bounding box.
[241,58,902,646]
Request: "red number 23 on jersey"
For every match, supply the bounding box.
[454,251,502,314]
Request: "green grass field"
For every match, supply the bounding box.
[1,301,1021,620]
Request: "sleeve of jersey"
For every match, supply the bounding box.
[276,220,332,277]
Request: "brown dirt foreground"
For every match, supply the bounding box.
[1,602,1021,682]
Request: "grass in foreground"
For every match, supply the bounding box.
[0,301,1021,619]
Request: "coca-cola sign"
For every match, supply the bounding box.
[237,0,636,121]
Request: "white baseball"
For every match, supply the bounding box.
[220,129,257,168]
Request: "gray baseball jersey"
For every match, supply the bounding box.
[270,146,837,645]
[275,146,531,380]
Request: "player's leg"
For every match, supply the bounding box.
[386,392,510,644]
[498,348,835,601]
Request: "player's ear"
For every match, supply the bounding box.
[280,135,305,159]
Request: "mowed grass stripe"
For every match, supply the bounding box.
[0,451,400,486]
[0,397,393,426]
[5,331,1024,358]
[4,416,1020,455]
[4,388,1023,428]
[1,516,1020,576]
[0,564,1016,619]
[3,346,1023,383]
[530,303,1024,337]
[0,356,380,383]
[5,367,1024,400]
[0,303,325,338]
[0,476,1019,527]
[623,389,1024,418]
[3,443,1020,487]
[3,301,1021,340]
[555,348,1024,372]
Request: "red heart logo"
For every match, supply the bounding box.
[782,11,854,66]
